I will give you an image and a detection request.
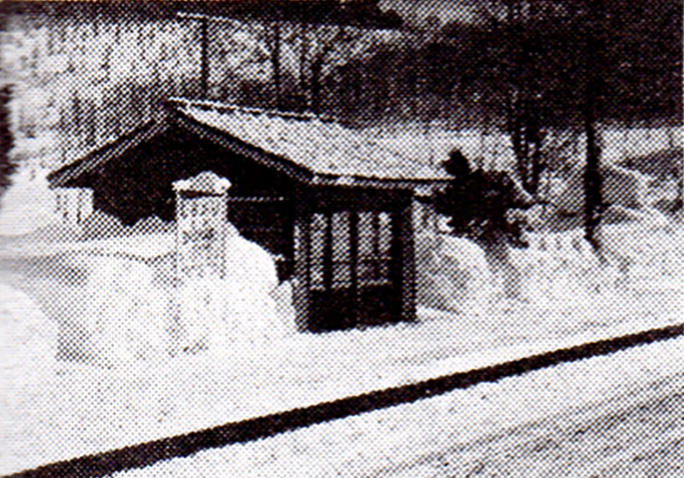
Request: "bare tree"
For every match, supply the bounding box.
[580,0,605,251]
[270,12,282,110]
[304,24,366,116]
[446,0,583,196]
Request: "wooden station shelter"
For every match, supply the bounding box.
[48,98,450,331]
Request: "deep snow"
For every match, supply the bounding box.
[109,334,684,478]
[0,214,681,474]
[0,165,682,476]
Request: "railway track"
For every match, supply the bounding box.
[6,321,684,478]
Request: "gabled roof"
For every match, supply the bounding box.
[49,98,451,190]
[47,120,168,188]
[172,98,450,183]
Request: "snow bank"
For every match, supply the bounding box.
[55,229,295,366]
[417,215,682,316]
[221,232,295,338]
[515,231,621,308]
[601,222,684,292]
[416,233,494,314]
[0,284,57,388]
[58,256,172,366]
[417,231,613,314]
[0,167,61,236]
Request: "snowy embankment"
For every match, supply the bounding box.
[0,284,57,387]
[1,219,681,475]
[111,335,684,478]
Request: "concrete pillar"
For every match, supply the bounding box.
[173,171,232,280]
[172,171,231,352]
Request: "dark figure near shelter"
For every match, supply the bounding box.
[435,149,533,298]
[0,85,16,199]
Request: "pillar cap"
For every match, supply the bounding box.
[173,171,231,195]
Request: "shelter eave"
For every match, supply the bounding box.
[47,120,167,189]
[169,99,452,189]
[172,107,451,190]
[310,173,451,191]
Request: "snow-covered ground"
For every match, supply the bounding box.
[109,334,684,478]
[0,238,681,475]
[1,282,681,475]
[0,164,682,475]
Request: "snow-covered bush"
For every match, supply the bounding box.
[416,233,494,314]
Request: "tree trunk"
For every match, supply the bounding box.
[299,22,309,111]
[272,18,282,110]
[582,0,605,251]
[0,85,16,198]
[504,1,546,197]
[310,58,323,116]
[199,18,209,100]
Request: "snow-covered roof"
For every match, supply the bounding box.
[172,99,450,183]
[49,99,451,190]
[48,120,166,188]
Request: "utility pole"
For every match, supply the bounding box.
[199,16,209,100]
[272,8,282,110]
[582,0,605,251]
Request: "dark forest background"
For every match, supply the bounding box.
[2,0,680,128]
[0,1,681,246]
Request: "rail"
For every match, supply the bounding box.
[7,322,684,478]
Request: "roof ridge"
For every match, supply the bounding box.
[166,97,337,124]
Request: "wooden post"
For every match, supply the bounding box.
[200,17,210,100]
[348,209,359,313]
[292,189,312,330]
[323,209,333,292]
[398,194,416,322]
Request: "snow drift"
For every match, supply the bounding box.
[58,256,172,366]
[415,214,682,316]
[55,229,296,367]
[0,284,58,387]
[417,232,493,314]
